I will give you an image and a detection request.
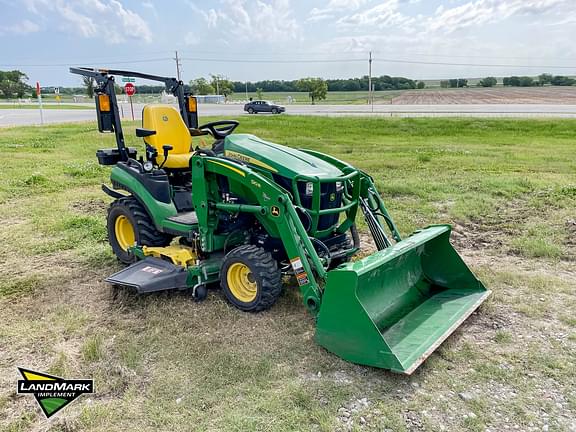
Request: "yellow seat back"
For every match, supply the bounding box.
[142,105,192,168]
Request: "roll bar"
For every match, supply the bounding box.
[70,67,198,161]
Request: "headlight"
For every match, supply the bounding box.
[305,182,314,196]
[336,181,344,192]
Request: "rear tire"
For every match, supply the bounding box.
[107,197,172,264]
[221,245,282,312]
[248,107,255,114]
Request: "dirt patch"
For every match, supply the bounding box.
[460,248,576,284]
[70,198,108,215]
[564,219,576,249]
[451,220,504,251]
[391,86,576,105]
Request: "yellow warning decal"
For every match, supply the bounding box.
[225,150,278,172]
[290,257,309,286]
[208,160,246,177]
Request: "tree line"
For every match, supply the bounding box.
[189,75,425,95]
[440,74,575,88]
[1,69,574,100]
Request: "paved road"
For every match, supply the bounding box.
[2,103,576,127]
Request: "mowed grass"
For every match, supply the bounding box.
[0,117,575,432]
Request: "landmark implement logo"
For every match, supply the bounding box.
[17,368,94,418]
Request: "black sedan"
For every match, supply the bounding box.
[244,100,286,114]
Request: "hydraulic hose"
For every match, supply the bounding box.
[350,224,360,250]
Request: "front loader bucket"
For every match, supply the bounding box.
[315,225,489,374]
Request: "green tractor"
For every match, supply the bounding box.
[72,67,489,374]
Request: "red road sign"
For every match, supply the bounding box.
[124,82,136,96]
[36,82,41,97]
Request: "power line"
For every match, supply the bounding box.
[371,50,576,62]
[373,57,576,69]
[183,56,575,69]
[178,48,576,62]
[2,55,575,70]
[180,57,365,64]
[0,57,172,67]
[3,51,173,63]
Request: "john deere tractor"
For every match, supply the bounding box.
[71,67,489,374]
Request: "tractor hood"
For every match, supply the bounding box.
[223,134,343,179]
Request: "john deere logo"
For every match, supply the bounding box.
[329,193,336,202]
[17,368,94,418]
[162,115,169,121]
[271,206,280,217]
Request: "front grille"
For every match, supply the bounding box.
[297,182,343,231]
[272,175,344,232]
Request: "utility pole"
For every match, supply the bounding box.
[368,51,372,106]
[245,81,248,100]
[174,50,182,81]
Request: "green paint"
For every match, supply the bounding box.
[315,225,489,374]
[40,397,69,415]
[106,121,489,373]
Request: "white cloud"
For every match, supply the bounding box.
[336,0,414,28]
[0,19,40,35]
[426,0,570,34]
[197,0,301,43]
[23,0,152,43]
[307,0,370,22]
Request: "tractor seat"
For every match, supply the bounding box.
[141,105,192,169]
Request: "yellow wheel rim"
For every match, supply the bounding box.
[114,215,136,251]
[227,262,257,302]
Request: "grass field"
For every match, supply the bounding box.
[227,90,405,105]
[0,117,575,432]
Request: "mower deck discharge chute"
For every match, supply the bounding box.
[71,67,489,374]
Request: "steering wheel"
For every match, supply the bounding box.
[198,120,239,140]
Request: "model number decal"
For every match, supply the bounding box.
[141,266,163,275]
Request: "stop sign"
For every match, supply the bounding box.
[124,83,136,96]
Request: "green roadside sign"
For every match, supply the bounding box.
[121,77,136,83]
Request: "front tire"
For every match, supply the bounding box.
[248,107,255,114]
[271,108,278,114]
[107,197,172,264]
[221,245,282,312]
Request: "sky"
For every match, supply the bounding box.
[0,0,575,87]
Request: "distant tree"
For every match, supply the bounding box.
[550,75,576,86]
[503,76,535,87]
[190,77,215,95]
[447,78,467,88]
[0,70,31,99]
[518,76,535,87]
[256,88,263,100]
[478,77,498,87]
[538,74,553,86]
[417,81,426,89]
[296,78,328,104]
[210,74,234,97]
[82,76,95,98]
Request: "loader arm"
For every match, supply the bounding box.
[191,155,330,314]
